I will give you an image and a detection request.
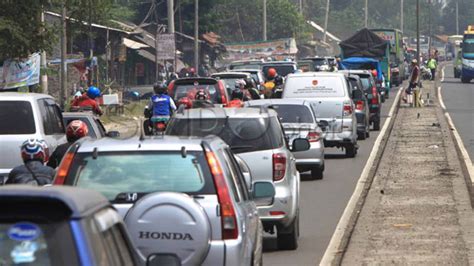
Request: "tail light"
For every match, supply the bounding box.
[273,153,287,181]
[307,131,320,142]
[156,122,166,131]
[355,100,364,111]
[217,81,228,105]
[343,101,353,116]
[371,86,379,104]
[205,151,238,240]
[53,152,75,185]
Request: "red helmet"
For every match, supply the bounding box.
[66,120,89,142]
[189,67,196,74]
[227,99,244,108]
[371,69,378,77]
[21,139,49,163]
[267,68,277,78]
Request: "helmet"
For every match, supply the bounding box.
[371,69,378,77]
[234,79,246,89]
[411,59,418,65]
[195,90,208,100]
[21,139,49,163]
[231,89,244,100]
[189,67,196,74]
[66,120,89,142]
[227,99,244,108]
[267,68,277,79]
[153,83,168,94]
[86,86,101,99]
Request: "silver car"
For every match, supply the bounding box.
[0,93,66,182]
[54,136,275,266]
[62,112,120,139]
[166,107,311,250]
[245,99,325,180]
[282,72,359,158]
[211,71,252,96]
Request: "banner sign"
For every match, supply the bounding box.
[224,38,298,61]
[157,34,176,60]
[0,53,41,89]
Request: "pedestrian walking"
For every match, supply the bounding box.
[427,57,437,81]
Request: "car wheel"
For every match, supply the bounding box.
[358,130,366,140]
[277,215,299,250]
[345,144,357,158]
[462,77,470,83]
[311,167,323,180]
[373,119,381,131]
[381,94,386,103]
[366,129,370,138]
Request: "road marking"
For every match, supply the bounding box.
[441,65,445,82]
[320,87,402,266]
[437,66,474,196]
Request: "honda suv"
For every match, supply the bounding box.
[53,136,274,266]
[166,107,310,250]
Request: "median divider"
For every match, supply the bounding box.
[320,86,402,266]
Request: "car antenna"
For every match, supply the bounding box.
[181,146,187,158]
[92,147,98,160]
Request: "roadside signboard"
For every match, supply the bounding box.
[0,53,41,89]
[157,34,176,60]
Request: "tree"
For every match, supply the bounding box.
[0,0,56,60]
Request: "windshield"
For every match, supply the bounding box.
[262,65,295,77]
[462,39,474,57]
[0,101,35,134]
[67,151,214,201]
[167,117,284,153]
[312,59,327,66]
[173,84,222,103]
[250,104,314,123]
[230,64,261,70]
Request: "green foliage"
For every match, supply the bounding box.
[0,0,56,60]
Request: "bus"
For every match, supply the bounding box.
[371,29,405,87]
[461,26,474,83]
[447,35,463,77]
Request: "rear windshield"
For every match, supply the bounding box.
[215,78,243,95]
[0,221,77,266]
[312,59,327,66]
[283,76,346,98]
[66,151,215,201]
[0,101,35,134]
[167,117,284,153]
[250,104,314,123]
[173,83,223,103]
[230,64,261,70]
[262,65,295,77]
[359,77,372,91]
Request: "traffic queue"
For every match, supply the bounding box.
[0,55,388,266]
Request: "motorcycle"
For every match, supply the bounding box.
[143,107,169,135]
[420,65,432,81]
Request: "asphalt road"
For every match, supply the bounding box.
[441,66,474,161]
[263,86,399,265]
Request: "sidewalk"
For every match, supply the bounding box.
[341,81,474,265]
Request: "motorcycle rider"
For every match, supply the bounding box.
[6,139,55,185]
[244,77,261,100]
[144,83,177,131]
[193,89,215,108]
[404,59,420,105]
[47,120,89,169]
[71,86,103,116]
[264,68,281,98]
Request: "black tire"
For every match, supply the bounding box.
[462,77,470,83]
[277,215,299,250]
[311,167,323,180]
[381,94,386,103]
[345,143,357,158]
[366,130,370,138]
[358,131,366,140]
[373,119,381,131]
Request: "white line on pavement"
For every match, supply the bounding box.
[320,86,403,266]
[437,66,474,191]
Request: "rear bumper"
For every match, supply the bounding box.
[323,130,356,144]
[293,141,324,169]
[258,185,296,227]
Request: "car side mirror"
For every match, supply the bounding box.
[106,131,120,138]
[291,138,310,152]
[317,120,329,132]
[252,181,275,204]
[147,253,181,266]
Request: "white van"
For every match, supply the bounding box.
[0,93,66,182]
[282,72,358,157]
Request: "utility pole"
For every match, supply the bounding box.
[428,0,432,57]
[456,0,459,35]
[323,0,330,43]
[416,0,420,68]
[40,7,48,94]
[299,0,303,15]
[400,0,404,33]
[194,0,199,72]
[263,0,267,41]
[365,0,368,28]
[60,3,67,108]
[167,0,175,33]
[155,26,159,82]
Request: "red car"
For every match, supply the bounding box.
[168,77,229,108]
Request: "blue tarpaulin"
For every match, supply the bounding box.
[339,57,383,81]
